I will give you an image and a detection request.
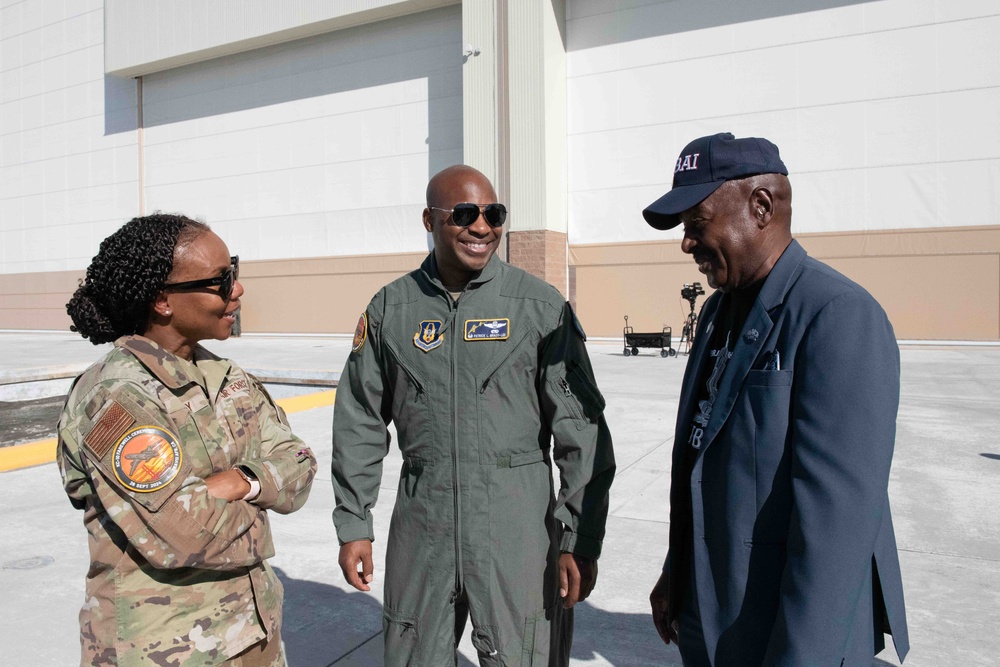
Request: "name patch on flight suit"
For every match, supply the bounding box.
[414,320,444,352]
[111,426,183,493]
[464,319,510,341]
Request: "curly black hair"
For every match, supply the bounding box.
[66,214,210,344]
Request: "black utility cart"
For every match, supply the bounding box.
[622,315,676,357]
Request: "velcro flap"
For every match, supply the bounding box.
[84,400,135,458]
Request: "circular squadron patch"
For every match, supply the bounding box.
[112,426,182,493]
[352,313,368,353]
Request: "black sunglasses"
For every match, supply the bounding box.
[428,203,507,228]
[163,256,240,300]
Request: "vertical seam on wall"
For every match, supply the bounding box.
[137,76,144,216]
[496,0,510,262]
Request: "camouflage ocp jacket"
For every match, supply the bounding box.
[57,335,317,666]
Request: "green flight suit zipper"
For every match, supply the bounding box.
[448,290,464,597]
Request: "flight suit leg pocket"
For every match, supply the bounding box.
[383,606,420,667]
[521,602,570,667]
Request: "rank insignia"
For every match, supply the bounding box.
[464,318,510,341]
[352,313,368,353]
[112,425,183,493]
[414,320,444,352]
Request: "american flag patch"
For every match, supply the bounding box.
[84,401,135,458]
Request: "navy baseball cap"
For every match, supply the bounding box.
[643,132,788,230]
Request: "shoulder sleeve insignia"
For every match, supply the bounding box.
[111,426,183,493]
[352,313,368,354]
[84,400,136,459]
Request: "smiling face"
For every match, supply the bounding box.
[678,179,768,292]
[149,230,244,358]
[423,166,503,288]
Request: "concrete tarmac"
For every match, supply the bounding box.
[1,332,998,666]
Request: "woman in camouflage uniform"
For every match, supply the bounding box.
[58,214,317,667]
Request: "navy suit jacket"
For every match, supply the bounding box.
[667,240,909,666]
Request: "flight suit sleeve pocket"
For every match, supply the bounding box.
[568,365,606,417]
[551,365,606,431]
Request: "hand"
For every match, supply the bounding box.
[204,469,251,502]
[558,553,598,609]
[649,571,679,645]
[339,540,374,592]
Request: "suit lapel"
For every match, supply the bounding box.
[698,240,808,453]
[699,302,772,450]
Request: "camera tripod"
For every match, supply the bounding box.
[678,297,698,355]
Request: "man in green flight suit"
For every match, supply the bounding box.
[332,165,616,666]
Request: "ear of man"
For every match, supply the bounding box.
[750,185,774,229]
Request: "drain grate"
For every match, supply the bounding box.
[2,555,54,570]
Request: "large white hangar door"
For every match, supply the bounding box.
[139,5,463,264]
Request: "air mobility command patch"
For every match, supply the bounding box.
[111,426,183,493]
[464,318,510,341]
[352,313,368,353]
[413,320,443,352]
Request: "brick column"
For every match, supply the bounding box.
[507,229,568,297]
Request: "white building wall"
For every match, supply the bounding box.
[565,0,1000,245]
[0,0,139,275]
[140,5,462,261]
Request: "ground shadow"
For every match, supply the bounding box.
[571,601,900,666]
[274,571,901,666]
[980,453,1000,461]
[275,567,382,666]
[571,600,682,666]
[275,567,475,666]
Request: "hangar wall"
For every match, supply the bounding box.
[1,0,998,341]
[564,0,1000,340]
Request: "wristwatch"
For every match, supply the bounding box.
[235,465,261,501]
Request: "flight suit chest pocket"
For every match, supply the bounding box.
[476,331,540,460]
[383,338,431,445]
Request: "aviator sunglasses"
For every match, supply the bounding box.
[428,202,507,228]
[163,256,240,301]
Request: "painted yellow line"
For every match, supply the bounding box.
[0,438,57,472]
[276,389,336,414]
[0,389,336,473]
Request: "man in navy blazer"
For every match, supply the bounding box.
[644,133,909,666]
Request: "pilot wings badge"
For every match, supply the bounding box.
[413,320,444,352]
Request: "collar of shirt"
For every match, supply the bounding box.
[115,335,234,402]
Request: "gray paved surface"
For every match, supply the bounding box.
[1,332,998,666]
